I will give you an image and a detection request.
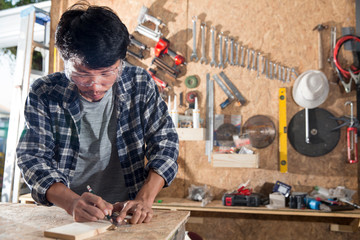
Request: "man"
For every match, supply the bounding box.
[16,2,178,225]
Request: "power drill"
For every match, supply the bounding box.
[154,38,186,66]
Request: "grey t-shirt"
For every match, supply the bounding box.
[70,87,129,203]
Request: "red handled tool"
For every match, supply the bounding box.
[345,101,358,163]
[154,38,186,66]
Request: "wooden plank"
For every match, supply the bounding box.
[44,221,112,240]
[212,153,259,168]
[177,128,206,141]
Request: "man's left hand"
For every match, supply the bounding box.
[113,200,153,224]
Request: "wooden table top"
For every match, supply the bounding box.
[0,203,190,240]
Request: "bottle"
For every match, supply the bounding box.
[170,95,179,128]
[192,97,200,128]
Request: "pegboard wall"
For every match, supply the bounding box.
[50,0,360,238]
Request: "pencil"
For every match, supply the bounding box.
[87,185,111,221]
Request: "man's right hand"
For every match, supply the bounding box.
[46,182,113,222]
[71,192,113,222]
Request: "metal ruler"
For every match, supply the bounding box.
[279,88,288,173]
[205,73,214,163]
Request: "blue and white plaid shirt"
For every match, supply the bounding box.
[16,65,179,206]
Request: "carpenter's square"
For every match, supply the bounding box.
[205,73,214,163]
[213,74,235,109]
[219,71,247,105]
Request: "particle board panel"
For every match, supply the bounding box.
[0,203,190,240]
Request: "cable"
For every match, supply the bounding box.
[333,35,360,79]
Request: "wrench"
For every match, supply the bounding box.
[224,36,229,65]
[286,67,291,82]
[251,50,256,71]
[261,56,265,74]
[281,66,286,82]
[265,59,269,78]
[278,65,282,81]
[256,52,261,77]
[230,38,234,65]
[190,16,198,62]
[235,42,239,66]
[273,63,277,77]
[210,26,217,67]
[200,22,208,64]
[269,61,273,79]
[218,32,224,68]
[240,46,245,67]
[247,48,251,70]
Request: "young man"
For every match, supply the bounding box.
[16,2,178,224]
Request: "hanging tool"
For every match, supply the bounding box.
[213,74,235,109]
[154,38,186,66]
[210,26,217,67]
[200,22,208,64]
[151,57,179,79]
[218,32,225,68]
[190,16,198,62]
[313,24,328,70]
[185,75,199,89]
[279,88,288,173]
[205,73,214,163]
[148,68,170,90]
[345,101,358,164]
[219,71,247,105]
[127,35,148,59]
[135,6,164,41]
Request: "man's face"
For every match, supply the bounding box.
[65,59,122,102]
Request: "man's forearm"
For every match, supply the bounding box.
[46,182,80,215]
[135,169,165,205]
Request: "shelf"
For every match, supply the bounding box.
[177,128,206,141]
[153,197,360,219]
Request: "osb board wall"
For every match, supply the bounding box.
[49,0,360,237]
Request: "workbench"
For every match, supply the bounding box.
[0,203,190,240]
[153,197,360,233]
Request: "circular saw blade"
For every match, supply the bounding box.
[216,123,238,147]
[287,108,340,157]
[243,115,276,149]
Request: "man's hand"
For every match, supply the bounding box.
[113,200,153,224]
[71,192,113,222]
[46,182,113,222]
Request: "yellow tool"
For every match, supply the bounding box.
[279,88,288,173]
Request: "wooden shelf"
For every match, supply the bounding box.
[177,128,206,141]
[153,197,360,219]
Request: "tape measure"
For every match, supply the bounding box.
[185,75,199,88]
[279,88,288,173]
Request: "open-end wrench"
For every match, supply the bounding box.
[224,36,229,65]
[218,32,224,68]
[261,56,265,74]
[281,66,286,82]
[247,48,251,70]
[200,22,208,64]
[235,42,239,66]
[240,46,245,67]
[286,67,291,82]
[230,38,234,65]
[256,52,261,77]
[278,65,282,81]
[265,59,269,78]
[251,50,256,71]
[190,16,198,62]
[269,61,273,79]
[273,63,277,77]
[210,26,217,67]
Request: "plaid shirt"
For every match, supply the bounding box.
[16,65,179,206]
